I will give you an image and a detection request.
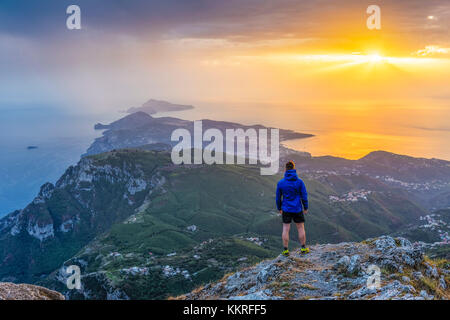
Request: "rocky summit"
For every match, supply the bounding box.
[0,282,64,300]
[179,236,449,300]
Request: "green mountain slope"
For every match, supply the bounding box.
[0,149,427,298]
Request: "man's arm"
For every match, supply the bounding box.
[299,180,308,212]
[276,182,282,212]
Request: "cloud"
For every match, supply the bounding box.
[414,45,450,57]
[1,0,450,110]
[0,0,448,45]
[411,125,450,132]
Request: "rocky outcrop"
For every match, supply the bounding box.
[0,283,64,300]
[0,156,154,243]
[180,236,449,300]
[0,150,169,283]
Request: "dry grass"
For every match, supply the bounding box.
[299,283,318,290]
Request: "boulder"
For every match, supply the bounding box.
[334,255,361,276]
[425,264,439,278]
[373,236,397,251]
[401,276,411,283]
[256,263,279,283]
[347,255,362,276]
[412,271,423,280]
[439,276,447,290]
[334,255,350,271]
[0,283,64,300]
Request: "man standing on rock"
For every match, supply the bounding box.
[276,161,309,257]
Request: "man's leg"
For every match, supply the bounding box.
[296,222,306,247]
[282,223,291,249]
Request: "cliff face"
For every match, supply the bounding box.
[0,151,171,283]
[0,283,64,300]
[180,236,449,300]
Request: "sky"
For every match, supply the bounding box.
[0,0,449,108]
[0,0,449,158]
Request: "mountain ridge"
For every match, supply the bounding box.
[125,99,194,115]
[0,148,448,298]
[86,112,314,157]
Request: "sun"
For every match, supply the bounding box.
[367,53,384,63]
[265,49,440,72]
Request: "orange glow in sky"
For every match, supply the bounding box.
[2,0,449,159]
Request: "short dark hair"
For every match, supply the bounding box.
[285,161,295,170]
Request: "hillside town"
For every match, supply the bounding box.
[329,190,373,203]
[419,214,449,245]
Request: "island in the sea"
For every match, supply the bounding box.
[95,99,195,130]
[126,99,194,115]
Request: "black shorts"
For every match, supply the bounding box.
[282,211,305,224]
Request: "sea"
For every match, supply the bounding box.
[1,99,449,216]
[0,105,117,216]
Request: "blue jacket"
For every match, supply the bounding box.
[276,169,308,213]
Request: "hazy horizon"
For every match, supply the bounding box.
[1,0,449,160]
[1,0,450,214]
